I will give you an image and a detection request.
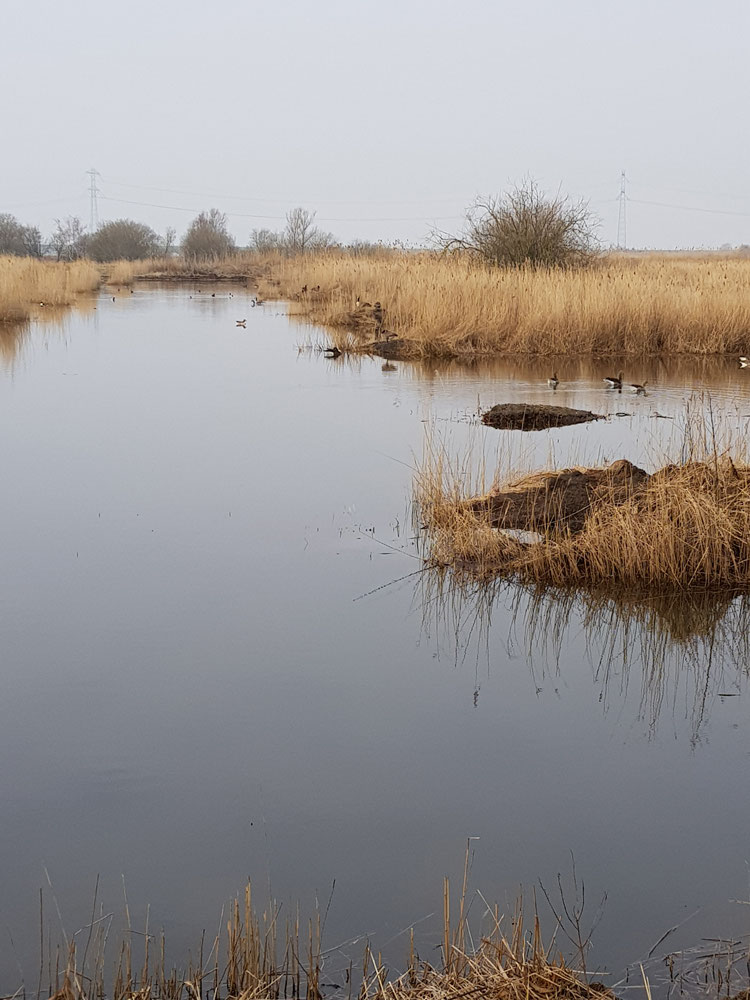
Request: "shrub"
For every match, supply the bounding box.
[87,219,161,261]
[438,180,598,268]
[182,209,235,260]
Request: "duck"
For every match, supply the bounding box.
[603,370,624,389]
[236,319,246,328]
[324,346,341,359]
[250,296,264,307]
[739,357,749,368]
[547,372,559,389]
[628,381,647,394]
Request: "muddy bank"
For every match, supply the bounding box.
[482,402,605,431]
[469,459,648,533]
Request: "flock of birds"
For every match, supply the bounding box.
[548,356,750,393]
[547,370,647,393]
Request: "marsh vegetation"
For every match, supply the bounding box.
[416,400,750,589]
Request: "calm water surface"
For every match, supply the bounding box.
[2,285,750,991]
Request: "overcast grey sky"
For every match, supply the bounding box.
[3,0,748,249]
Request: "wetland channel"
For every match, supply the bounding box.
[1,283,750,993]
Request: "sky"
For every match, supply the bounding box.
[2,0,749,250]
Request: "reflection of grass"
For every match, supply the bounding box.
[417,568,750,742]
[0,255,100,323]
[416,401,750,591]
[251,251,750,359]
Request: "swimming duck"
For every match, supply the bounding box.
[628,381,647,394]
[739,357,749,368]
[547,372,559,389]
[603,370,624,389]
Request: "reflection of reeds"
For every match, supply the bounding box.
[417,568,750,742]
[251,252,750,358]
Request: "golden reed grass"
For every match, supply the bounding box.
[254,251,750,358]
[0,255,100,323]
[416,405,750,590]
[33,876,623,1000]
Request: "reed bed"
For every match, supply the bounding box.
[0,256,100,323]
[26,877,623,1000]
[254,252,750,358]
[416,404,750,591]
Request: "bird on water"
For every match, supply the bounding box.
[603,370,624,389]
[628,381,647,394]
[547,372,559,389]
[740,357,749,368]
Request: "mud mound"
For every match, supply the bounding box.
[468,459,649,534]
[368,337,419,359]
[482,403,605,431]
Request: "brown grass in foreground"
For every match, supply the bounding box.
[254,251,750,358]
[416,406,750,590]
[31,877,617,1000]
[0,256,100,323]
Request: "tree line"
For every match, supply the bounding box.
[1,182,605,268]
[0,206,343,262]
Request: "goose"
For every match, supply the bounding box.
[739,357,749,368]
[628,381,647,394]
[603,370,624,389]
[324,346,341,359]
[547,372,559,389]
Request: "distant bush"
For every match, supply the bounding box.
[248,208,336,256]
[182,209,235,260]
[88,219,161,261]
[437,180,599,268]
[0,214,43,258]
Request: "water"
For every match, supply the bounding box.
[1,284,750,993]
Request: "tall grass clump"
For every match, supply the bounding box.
[27,873,627,1000]
[416,402,750,591]
[0,255,100,323]
[255,251,750,358]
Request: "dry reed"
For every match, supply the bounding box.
[29,876,621,1000]
[416,403,750,591]
[0,256,100,323]
[253,251,750,358]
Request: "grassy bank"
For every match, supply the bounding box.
[416,406,750,590]
[0,255,101,323]
[253,251,750,358]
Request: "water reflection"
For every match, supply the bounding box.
[418,570,750,744]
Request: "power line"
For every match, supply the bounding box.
[628,197,750,219]
[97,192,463,224]
[87,168,101,231]
[103,177,468,208]
[617,171,627,249]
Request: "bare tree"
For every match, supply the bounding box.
[283,208,335,255]
[436,180,599,268]
[248,227,283,253]
[182,209,235,260]
[161,226,177,256]
[87,219,161,261]
[50,216,88,261]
